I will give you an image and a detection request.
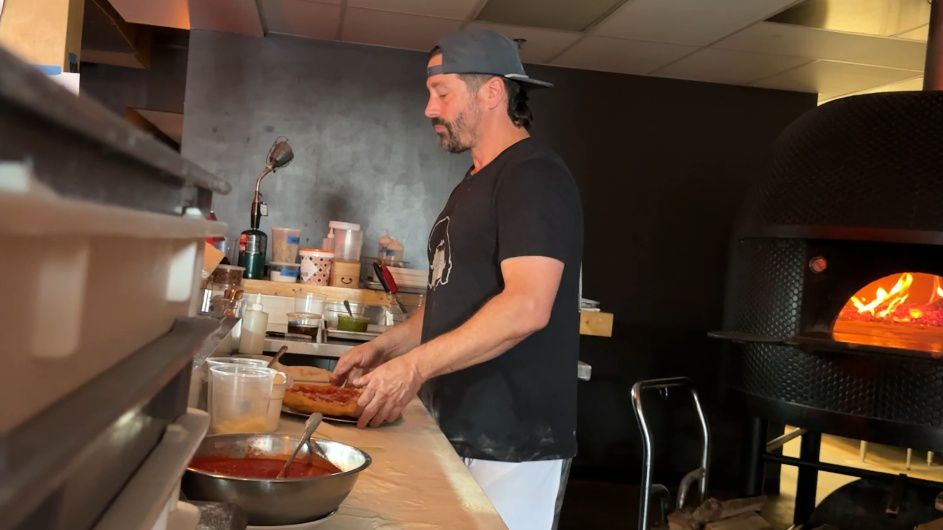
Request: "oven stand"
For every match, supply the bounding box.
[745,419,943,525]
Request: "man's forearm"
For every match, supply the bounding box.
[406,291,547,380]
[370,305,425,360]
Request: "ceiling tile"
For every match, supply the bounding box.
[466,21,582,64]
[551,36,698,75]
[190,0,264,36]
[819,74,924,104]
[260,0,341,40]
[715,21,927,71]
[654,48,812,86]
[342,8,463,51]
[751,59,923,100]
[769,0,930,37]
[895,24,929,41]
[476,0,624,32]
[347,0,479,21]
[594,0,799,46]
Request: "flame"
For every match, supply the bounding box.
[851,273,913,318]
[841,272,943,326]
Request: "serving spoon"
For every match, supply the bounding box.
[276,412,327,479]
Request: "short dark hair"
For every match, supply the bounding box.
[458,74,533,130]
[428,48,533,130]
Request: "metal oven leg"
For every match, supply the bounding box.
[744,417,767,497]
[793,431,822,525]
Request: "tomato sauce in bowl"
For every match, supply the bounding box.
[190,456,340,479]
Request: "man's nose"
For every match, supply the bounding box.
[425,97,439,118]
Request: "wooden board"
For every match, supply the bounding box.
[580,311,614,337]
[0,0,84,69]
[244,279,613,337]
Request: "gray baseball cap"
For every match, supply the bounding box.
[428,28,553,88]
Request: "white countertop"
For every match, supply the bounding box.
[277,399,507,529]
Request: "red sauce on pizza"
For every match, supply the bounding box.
[292,384,361,403]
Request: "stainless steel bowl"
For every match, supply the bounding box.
[182,433,371,525]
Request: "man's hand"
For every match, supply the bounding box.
[331,342,386,387]
[352,354,425,428]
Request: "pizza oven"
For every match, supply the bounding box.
[711,6,943,525]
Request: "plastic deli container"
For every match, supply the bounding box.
[299,248,333,286]
[208,364,276,434]
[271,227,301,264]
[210,264,245,288]
[269,262,300,283]
[287,312,321,340]
[328,221,363,261]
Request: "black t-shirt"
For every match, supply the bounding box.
[419,137,584,462]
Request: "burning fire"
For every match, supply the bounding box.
[839,273,943,326]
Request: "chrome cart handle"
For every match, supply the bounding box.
[631,377,710,530]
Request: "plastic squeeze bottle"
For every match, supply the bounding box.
[238,293,269,355]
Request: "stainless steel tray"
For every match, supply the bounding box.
[324,326,381,342]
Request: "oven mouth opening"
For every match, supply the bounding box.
[832,272,943,355]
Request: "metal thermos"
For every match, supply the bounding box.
[238,229,267,279]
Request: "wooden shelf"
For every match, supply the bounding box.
[580,311,614,338]
[242,279,398,305]
[242,279,613,337]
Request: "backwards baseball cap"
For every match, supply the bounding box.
[428,28,553,88]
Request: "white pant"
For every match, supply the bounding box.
[464,458,566,530]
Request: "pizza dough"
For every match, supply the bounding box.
[283,384,363,418]
[275,364,331,383]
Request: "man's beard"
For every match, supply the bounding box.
[432,106,478,154]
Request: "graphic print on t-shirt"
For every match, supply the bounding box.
[428,216,452,290]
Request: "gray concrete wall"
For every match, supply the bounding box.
[182,30,466,265]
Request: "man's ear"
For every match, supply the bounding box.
[483,76,506,110]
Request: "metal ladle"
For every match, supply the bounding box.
[276,412,327,479]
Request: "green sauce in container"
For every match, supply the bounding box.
[337,315,369,332]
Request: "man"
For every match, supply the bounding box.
[332,28,583,530]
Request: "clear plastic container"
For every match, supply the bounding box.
[294,290,325,315]
[287,312,321,339]
[271,227,301,263]
[329,221,363,261]
[269,262,300,283]
[195,357,270,411]
[210,264,245,289]
[208,364,275,434]
[337,314,369,332]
